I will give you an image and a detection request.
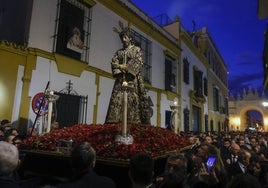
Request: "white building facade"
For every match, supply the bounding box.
[0,0,228,134]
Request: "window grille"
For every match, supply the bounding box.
[53,0,92,63]
[133,30,152,83]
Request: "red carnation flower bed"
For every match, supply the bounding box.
[19,124,190,160]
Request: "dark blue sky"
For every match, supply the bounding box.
[131,0,268,98]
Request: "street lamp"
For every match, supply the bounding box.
[262,101,268,107]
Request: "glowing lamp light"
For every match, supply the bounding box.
[263,101,268,107]
[264,118,268,126]
[233,117,240,125]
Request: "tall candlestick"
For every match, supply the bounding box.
[170,99,179,134]
[174,110,178,134]
[122,88,127,137]
[46,99,53,133]
[45,89,59,134]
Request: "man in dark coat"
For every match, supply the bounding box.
[229,149,251,179]
[57,142,116,188]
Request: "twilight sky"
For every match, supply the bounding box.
[131,0,268,98]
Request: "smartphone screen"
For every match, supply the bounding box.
[206,156,216,172]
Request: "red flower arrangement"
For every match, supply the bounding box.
[19,124,190,160]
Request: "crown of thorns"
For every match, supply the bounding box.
[113,21,132,38]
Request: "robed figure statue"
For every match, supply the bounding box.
[105,22,151,125]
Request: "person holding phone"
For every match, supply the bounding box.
[206,156,217,172]
[189,143,228,188]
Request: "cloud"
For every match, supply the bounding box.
[228,50,262,76]
[228,71,264,96]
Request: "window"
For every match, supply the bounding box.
[183,58,189,84]
[210,119,214,131]
[54,0,92,62]
[165,56,177,92]
[0,0,32,46]
[213,87,219,111]
[133,31,152,83]
[203,77,208,96]
[194,69,203,98]
[183,108,190,132]
[224,97,228,115]
[204,114,208,132]
[192,105,201,133]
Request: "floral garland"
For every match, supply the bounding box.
[19,124,190,160]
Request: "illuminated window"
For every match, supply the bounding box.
[54,0,92,62]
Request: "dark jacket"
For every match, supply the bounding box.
[57,169,116,188]
[229,162,247,179]
[0,175,20,188]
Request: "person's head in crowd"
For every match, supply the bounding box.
[258,135,267,146]
[196,143,210,162]
[70,142,96,174]
[5,128,19,137]
[57,141,116,188]
[207,144,226,173]
[222,138,231,149]
[237,149,251,167]
[188,155,203,175]
[229,142,240,156]
[227,173,261,188]
[12,135,23,147]
[0,128,4,141]
[5,134,16,144]
[129,153,154,188]
[248,155,261,177]
[0,128,4,136]
[3,125,11,133]
[1,119,10,127]
[0,141,19,176]
[1,119,12,132]
[204,135,213,144]
[239,138,246,146]
[250,137,258,148]
[188,135,201,146]
[163,153,188,188]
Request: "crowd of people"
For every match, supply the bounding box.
[1,118,268,188]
